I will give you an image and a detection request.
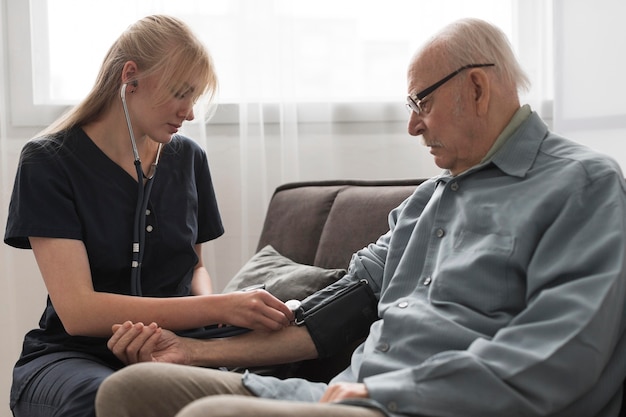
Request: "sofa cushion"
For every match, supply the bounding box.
[314,184,422,269]
[257,179,425,270]
[256,186,344,266]
[222,245,347,302]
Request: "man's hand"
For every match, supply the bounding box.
[319,382,369,403]
[108,321,189,365]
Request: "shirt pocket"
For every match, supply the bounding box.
[429,229,519,317]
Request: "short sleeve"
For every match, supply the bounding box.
[192,144,224,243]
[4,139,83,249]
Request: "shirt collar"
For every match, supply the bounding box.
[481,104,532,162]
[488,106,549,178]
[438,105,548,181]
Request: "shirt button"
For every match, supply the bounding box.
[387,402,398,412]
[398,301,408,308]
[436,228,445,238]
[424,276,432,286]
[450,182,459,191]
[146,225,154,232]
[377,343,390,352]
[146,209,151,216]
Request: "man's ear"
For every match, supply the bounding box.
[468,69,490,116]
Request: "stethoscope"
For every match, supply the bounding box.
[120,81,163,296]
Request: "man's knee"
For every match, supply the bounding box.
[177,396,260,417]
[96,363,251,417]
[95,363,173,417]
[175,396,385,417]
[97,363,156,398]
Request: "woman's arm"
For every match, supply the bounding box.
[30,237,293,338]
[190,244,214,295]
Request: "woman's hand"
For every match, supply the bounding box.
[219,289,294,331]
[108,321,189,365]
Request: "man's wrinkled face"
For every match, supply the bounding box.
[406,57,484,176]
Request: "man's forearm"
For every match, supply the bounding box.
[185,325,318,368]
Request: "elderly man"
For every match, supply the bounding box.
[96,18,626,417]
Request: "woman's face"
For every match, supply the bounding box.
[128,72,198,144]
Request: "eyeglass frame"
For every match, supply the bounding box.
[406,63,495,115]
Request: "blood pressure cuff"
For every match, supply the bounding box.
[294,279,379,358]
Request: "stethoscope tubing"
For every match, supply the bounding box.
[120,82,162,296]
[131,160,146,295]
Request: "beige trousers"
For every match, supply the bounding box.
[95,362,386,417]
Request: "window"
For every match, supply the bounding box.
[553,0,626,131]
[5,0,551,127]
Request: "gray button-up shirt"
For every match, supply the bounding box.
[244,109,626,417]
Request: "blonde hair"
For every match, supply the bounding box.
[428,18,530,93]
[40,15,217,136]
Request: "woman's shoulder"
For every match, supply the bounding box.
[19,130,74,163]
[169,133,202,148]
[165,134,207,158]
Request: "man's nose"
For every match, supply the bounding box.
[407,111,423,136]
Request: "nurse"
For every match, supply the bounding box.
[4,14,293,417]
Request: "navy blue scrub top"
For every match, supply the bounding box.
[4,127,224,372]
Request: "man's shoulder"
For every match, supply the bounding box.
[539,133,623,183]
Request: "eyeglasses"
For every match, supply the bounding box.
[406,63,495,115]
